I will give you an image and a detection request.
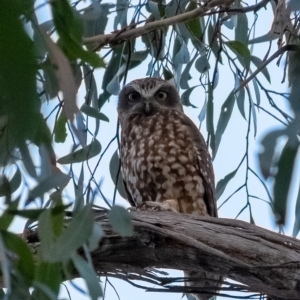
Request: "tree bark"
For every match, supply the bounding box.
[92,210,300,299]
[27,210,300,299]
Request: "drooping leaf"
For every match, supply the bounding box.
[181,86,198,108]
[109,150,127,199]
[216,167,239,199]
[173,36,190,65]
[195,56,210,73]
[41,31,79,122]
[214,91,235,159]
[80,104,109,122]
[206,83,215,155]
[71,254,103,300]
[225,40,251,70]
[51,0,104,67]
[198,97,207,124]
[251,56,271,83]
[1,230,35,281]
[88,223,104,252]
[180,53,197,89]
[54,110,68,143]
[273,136,299,225]
[0,167,21,197]
[34,262,62,297]
[41,205,94,262]
[235,8,248,45]
[114,0,128,30]
[292,183,300,237]
[108,205,133,237]
[57,139,101,164]
[248,91,257,137]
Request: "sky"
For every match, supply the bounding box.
[7,0,298,299]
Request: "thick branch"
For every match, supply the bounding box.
[83,0,271,48]
[91,211,300,300]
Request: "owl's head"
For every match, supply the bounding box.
[117,78,183,124]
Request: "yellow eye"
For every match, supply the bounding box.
[155,91,167,101]
[128,92,140,103]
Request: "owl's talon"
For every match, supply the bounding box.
[143,200,179,213]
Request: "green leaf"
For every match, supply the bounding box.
[51,0,105,68]
[235,9,248,45]
[0,0,40,148]
[225,40,251,70]
[108,205,133,237]
[54,111,68,143]
[214,91,235,159]
[34,262,62,297]
[71,254,103,300]
[236,88,246,120]
[185,1,202,37]
[251,56,271,83]
[1,231,35,281]
[80,104,109,122]
[0,167,21,196]
[273,137,299,225]
[109,150,127,199]
[57,139,102,164]
[43,205,94,262]
[216,167,239,199]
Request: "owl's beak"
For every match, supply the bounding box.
[143,100,153,115]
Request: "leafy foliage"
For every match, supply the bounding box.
[1,0,300,299]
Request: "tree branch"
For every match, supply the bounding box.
[82,0,271,49]
[27,210,300,299]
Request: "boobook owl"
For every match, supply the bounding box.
[117,77,221,300]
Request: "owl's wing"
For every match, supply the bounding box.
[181,115,218,218]
[123,180,137,207]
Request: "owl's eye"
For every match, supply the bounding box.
[155,91,167,102]
[128,92,140,103]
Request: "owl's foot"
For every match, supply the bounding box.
[142,199,180,213]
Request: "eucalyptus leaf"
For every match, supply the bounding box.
[71,254,103,300]
[0,167,21,197]
[43,205,94,262]
[109,150,127,199]
[108,205,133,237]
[214,91,235,159]
[216,167,238,199]
[273,137,299,225]
[57,139,101,164]
[80,104,109,122]
[181,86,198,108]
[251,56,271,83]
[225,40,251,70]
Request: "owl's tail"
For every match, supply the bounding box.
[184,270,222,300]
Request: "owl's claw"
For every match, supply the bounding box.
[141,199,179,213]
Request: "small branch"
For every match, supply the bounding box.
[235,44,300,94]
[83,0,271,49]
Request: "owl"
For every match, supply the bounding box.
[118,77,221,300]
